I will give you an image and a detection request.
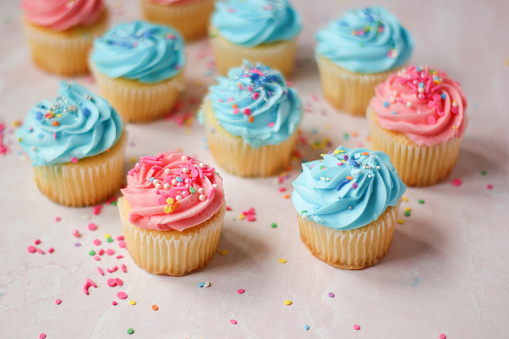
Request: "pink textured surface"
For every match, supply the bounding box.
[1,0,508,338]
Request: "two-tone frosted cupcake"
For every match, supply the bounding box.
[315,6,413,116]
[119,152,226,276]
[22,0,109,76]
[367,65,467,186]
[292,146,406,270]
[17,82,125,207]
[200,61,302,177]
[140,0,215,41]
[209,0,302,78]
[89,21,186,123]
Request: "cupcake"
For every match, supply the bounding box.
[140,0,215,41]
[315,6,413,116]
[89,21,186,123]
[200,61,302,177]
[119,152,226,276]
[17,81,125,207]
[22,0,109,76]
[367,65,467,186]
[292,146,406,270]
[209,0,302,78]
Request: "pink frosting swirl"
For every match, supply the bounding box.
[122,152,225,232]
[145,0,200,5]
[22,0,105,31]
[370,65,467,146]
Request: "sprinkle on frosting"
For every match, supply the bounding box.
[122,152,225,231]
[370,65,467,146]
[315,6,413,74]
[292,146,406,231]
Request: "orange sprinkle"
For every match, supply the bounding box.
[283,194,290,199]
[361,152,369,155]
[346,176,353,180]
[248,116,254,123]
[107,149,110,152]
[351,132,358,137]
[52,121,60,127]
[152,305,158,311]
[232,104,238,109]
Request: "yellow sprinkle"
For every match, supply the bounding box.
[453,125,456,130]
[405,207,412,212]
[129,300,136,305]
[397,219,405,224]
[220,250,228,255]
[238,214,245,220]
[13,120,22,127]
[185,128,192,135]
[130,157,137,163]
[164,206,173,214]
[18,137,22,142]
[402,196,409,202]
[284,300,292,305]
[279,258,287,264]
[104,233,111,239]
[504,58,509,66]
[166,198,174,205]
[333,150,340,155]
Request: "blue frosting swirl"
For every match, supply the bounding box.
[292,146,406,230]
[211,0,302,48]
[204,61,302,148]
[17,81,123,167]
[90,21,185,84]
[315,7,413,74]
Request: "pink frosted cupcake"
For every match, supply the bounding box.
[22,0,109,76]
[119,152,226,276]
[367,65,467,186]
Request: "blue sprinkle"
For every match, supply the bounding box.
[418,82,424,88]
[312,129,318,134]
[176,177,183,182]
[383,102,389,108]
[391,111,397,114]
[304,325,310,331]
[198,282,205,288]
[336,179,349,191]
[83,108,91,117]
[347,159,358,167]
[142,30,153,38]
[441,93,446,100]
[39,105,46,109]
[37,133,44,139]
[148,177,154,182]
[416,66,421,72]
[35,111,43,120]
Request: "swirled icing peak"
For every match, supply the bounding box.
[22,0,105,31]
[315,6,413,74]
[122,152,225,231]
[211,0,302,48]
[292,146,406,231]
[91,21,185,84]
[17,81,123,167]
[205,61,302,148]
[370,65,467,146]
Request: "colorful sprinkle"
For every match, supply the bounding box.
[353,324,361,330]
[129,300,136,305]
[230,319,237,325]
[304,325,309,331]
[271,223,277,228]
[279,258,287,264]
[117,292,127,299]
[237,289,245,294]
[27,246,36,253]
[397,219,405,224]
[88,223,97,231]
[284,299,292,305]
[127,328,134,335]
[418,199,425,204]
[220,250,228,255]
[55,298,62,305]
[481,170,487,176]
[152,305,158,311]
[328,292,335,298]
[452,178,462,186]
[487,184,493,190]
[439,334,446,339]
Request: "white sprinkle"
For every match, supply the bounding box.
[181,155,189,161]
[199,195,206,201]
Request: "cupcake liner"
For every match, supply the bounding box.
[23,9,109,76]
[119,198,226,276]
[90,64,185,123]
[203,101,297,177]
[367,108,465,186]
[33,131,127,207]
[316,55,397,117]
[140,0,214,41]
[297,201,401,270]
[209,29,297,78]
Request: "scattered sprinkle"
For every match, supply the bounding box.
[439,334,446,339]
[55,298,62,305]
[39,334,46,339]
[487,184,493,190]
[353,324,361,330]
[279,258,287,264]
[55,216,62,222]
[129,300,136,305]
[220,250,228,255]
[404,211,411,217]
[88,223,97,231]
[27,246,37,253]
[284,299,292,305]
[402,196,408,202]
[230,319,237,325]
[397,219,405,224]
[328,292,335,298]
[127,328,134,335]
[418,199,425,204]
[117,292,127,299]
[34,239,41,245]
[481,170,487,176]
[152,305,158,311]
[271,223,277,228]
[237,289,245,294]
[452,178,462,186]
[304,325,309,331]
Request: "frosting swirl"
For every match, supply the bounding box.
[90,21,186,84]
[370,65,467,146]
[315,6,413,74]
[203,61,302,148]
[22,0,105,31]
[211,0,302,48]
[145,0,200,4]
[17,81,123,167]
[122,152,225,231]
[292,146,406,231]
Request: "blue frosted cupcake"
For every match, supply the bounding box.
[292,146,406,269]
[17,81,125,207]
[200,61,302,177]
[315,6,413,116]
[89,21,186,123]
[209,0,302,78]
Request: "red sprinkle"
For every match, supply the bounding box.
[48,247,54,254]
[226,206,232,211]
[93,205,103,215]
[237,289,245,294]
[112,301,118,306]
[121,264,127,273]
[452,178,462,186]
[487,184,493,190]
[34,239,41,245]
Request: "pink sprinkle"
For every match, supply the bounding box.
[439,334,446,339]
[55,216,61,222]
[244,108,251,116]
[487,184,493,190]
[109,265,118,273]
[112,301,118,306]
[427,116,436,125]
[246,215,256,222]
[71,157,78,163]
[37,248,45,254]
[97,267,104,276]
[452,178,462,186]
[252,92,260,100]
[73,230,80,237]
[247,86,253,92]
[229,319,237,325]
[94,255,100,261]
[93,205,103,215]
[233,108,239,115]
[328,292,335,298]
[226,206,232,211]
[119,240,126,248]
[93,239,101,246]
[55,298,62,305]
[27,246,37,253]
[116,255,124,259]
[268,122,275,128]
[48,247,54,254]
[227,97,234,102]
[121,264,127,273]
[116,235,125,241]
[107,278,117,287]
[237,289,245,294]
[88,223,97,231]
[353,324,361,330]
[34,239,41,245]
[117,291,128,299]
[311,94,319,102]
[39,334,46,339]
[115,278,123,286]
[279,187,287,192]
[106,249,115,256]
[98,248,104,256]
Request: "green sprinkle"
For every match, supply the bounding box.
[107,238,113,243]
[271,223,277,228]
[189,187,196,194]
[343,133,349,140]
[127,328,134,335]
[404,211,411,217]
[481,171,487,176]
[89,250,96,256]
[418,199,425,204]
[111,201,117,206]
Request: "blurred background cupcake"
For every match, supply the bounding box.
[89,21,186,123]
[22,0,109,76]
[209,0,302,78]
[292,146,406,270]
[200,61,302,177]
[315,6,413,116]
[17,81,125,207]
[140,0,215,41]
[119,152,226,276]
[367,65,467,186]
